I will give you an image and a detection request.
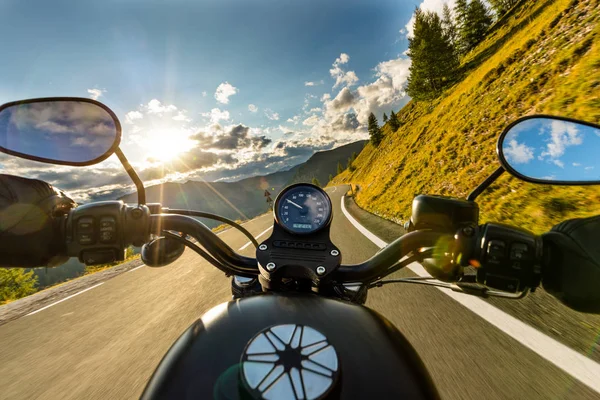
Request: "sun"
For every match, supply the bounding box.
[144,128,194,162]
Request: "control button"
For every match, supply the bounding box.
[486,240,506,263]
[77,217,95,245]
[485,273,519,293]
[78,234,94,245]
[99,217,116,244]
[81,250,116,265]
[510,242,530,261]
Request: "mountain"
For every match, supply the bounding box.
[120,140,366,226]
[334,0,600,234]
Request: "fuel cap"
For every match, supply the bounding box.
[240,324,340,400]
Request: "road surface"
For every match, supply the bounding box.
[0,185,599,399]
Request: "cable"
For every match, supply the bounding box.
[161,230,245,276]
[162,209,259,248]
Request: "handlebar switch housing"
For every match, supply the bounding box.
[64,201,151,265]
[475,223,542,293]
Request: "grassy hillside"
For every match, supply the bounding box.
[336,0,600,234]
[288,141,366,186]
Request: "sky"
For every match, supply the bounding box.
[502,118,600,182]
[0,0,457,202]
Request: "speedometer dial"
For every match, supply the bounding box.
[275,184,332,234]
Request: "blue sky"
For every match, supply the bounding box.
[0,0,448,201]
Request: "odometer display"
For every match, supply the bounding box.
[275,184,332,234]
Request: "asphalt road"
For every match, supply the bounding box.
[0,185,599,399]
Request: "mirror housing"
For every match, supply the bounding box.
[0,97,121,166]
[497,115,600,186]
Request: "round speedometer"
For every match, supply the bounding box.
[274,184,332,234]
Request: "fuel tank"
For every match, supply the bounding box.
[141,293,439,400]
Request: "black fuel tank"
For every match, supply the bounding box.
[141,293,439,400]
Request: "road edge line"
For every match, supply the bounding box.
[340,195,600,394]
[25,282,105,316]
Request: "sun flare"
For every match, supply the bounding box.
[144,128,194,162]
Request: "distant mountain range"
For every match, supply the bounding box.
[120,140,366,226]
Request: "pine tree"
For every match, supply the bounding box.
[388,111,400,132]
[347,152,358,172]
[462,0,493,52]
[454,0,470,54]
[311,177,321,187]
[337,161,344,175]
[383,112,388,122]
[406,9,459,101]
[328,174,333,183]
[368,112,383,146]
[442,4,459,51]
[488,0,519,16]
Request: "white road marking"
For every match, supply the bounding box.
[340,195,600,394]
[238,226,273,251]
[26,283,105,316]
[127,265,145,273]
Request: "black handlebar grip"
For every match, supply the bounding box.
[0,174,75,268]
[541,215,600,314]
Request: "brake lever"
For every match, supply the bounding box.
[369,277,530,299]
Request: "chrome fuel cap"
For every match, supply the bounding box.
[240,324,340,400]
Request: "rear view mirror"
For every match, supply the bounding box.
[497,115,600,185]
[0,97,121,166]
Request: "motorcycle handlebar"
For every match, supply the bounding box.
[149,214,258,276]
[153,214,446,283]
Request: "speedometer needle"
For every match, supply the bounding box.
[286,199,304,209]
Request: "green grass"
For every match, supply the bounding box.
[335,0,600,234]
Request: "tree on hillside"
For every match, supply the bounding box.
[347,152,358,172]
[0,269,38,304]
[337,161,344,175]
[462,0,493,52]
[442,4,459,50]
[488,0,520,16]
[328,174,333,183]
[388,111,400,132]
[406,9,459,101]
[311,177,321,187]
[368,112,383,146]
[382,112,388,122]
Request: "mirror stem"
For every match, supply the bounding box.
[467,166,504,202]
[115,148,146,205]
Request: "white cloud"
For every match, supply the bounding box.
[248,104,258,113]
[287,115,301,125]
[405,0,456,38]
[202,91,207,97]
[585,166,595,170]
[330,53,359,89]
[573,162,581,167]
[125,111,143,124]
[87,88,106,100]
[305,80,324,87]
[552,159,564,168]
[214,82,238,104]
[541,120,583,159]
[264,109,280,121]
[309,107,322,113]
[202,108,230,123]
[320,93,331,102]
[147,99,177,114]
[503,138,534,164]
[303,115,319,126]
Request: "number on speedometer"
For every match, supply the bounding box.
[275,184,332,234]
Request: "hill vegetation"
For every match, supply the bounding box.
[335,0,600,234]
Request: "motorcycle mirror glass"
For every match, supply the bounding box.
[0,97,121,166]
[497,116,600,185]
